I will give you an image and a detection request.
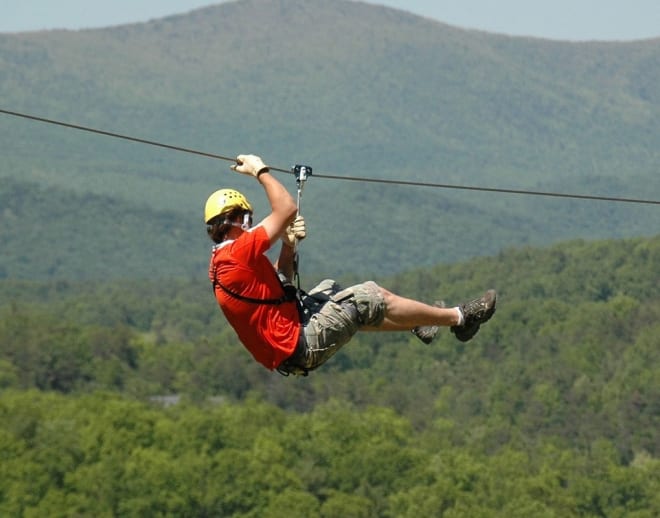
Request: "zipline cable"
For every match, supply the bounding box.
[0,108,236,162]
[306,173,660,205]
[1,108,659,206]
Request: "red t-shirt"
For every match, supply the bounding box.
[208,226,300,370]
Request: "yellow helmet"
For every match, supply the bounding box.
[204,189,252,224]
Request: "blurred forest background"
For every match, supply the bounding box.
[1,236,659,516]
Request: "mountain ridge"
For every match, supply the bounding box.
[1,0,658,280]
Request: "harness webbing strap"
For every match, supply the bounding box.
[213,277,297,305]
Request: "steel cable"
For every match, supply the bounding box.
[1,108,658,206]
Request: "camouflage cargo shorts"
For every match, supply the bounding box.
[288,279,386,373]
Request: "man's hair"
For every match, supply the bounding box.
[206,209,245,243]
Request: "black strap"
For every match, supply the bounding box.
[213,277,297,305]
[212,265,311,329]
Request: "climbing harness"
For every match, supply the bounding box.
[213,275,298,305]
[275,164,314,377]
[291,164,312,291]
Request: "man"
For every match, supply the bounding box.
[206,154,497,375]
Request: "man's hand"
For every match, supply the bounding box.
[282,215,306,248]
[231,154,269,177]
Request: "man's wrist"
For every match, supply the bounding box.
[256,168,270,179]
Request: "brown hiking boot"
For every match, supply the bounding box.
[451,290,497,342]
[411,300,446,344]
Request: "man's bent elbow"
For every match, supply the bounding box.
[283,199,297,222]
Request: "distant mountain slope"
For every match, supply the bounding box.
[1,0,658,280]
[0,176,540,280]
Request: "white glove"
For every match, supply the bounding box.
[282,215,306,247]
[231,154,269,177]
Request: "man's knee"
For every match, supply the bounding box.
[347,281,386,326]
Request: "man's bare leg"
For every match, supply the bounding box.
[361,288,461,331]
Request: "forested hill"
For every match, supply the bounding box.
[1,0,659,280]
[1,235,659,515]
[1,234,658,433]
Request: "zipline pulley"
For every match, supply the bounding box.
[293,164,312,214]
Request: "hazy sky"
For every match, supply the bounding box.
[1,0,659,41]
